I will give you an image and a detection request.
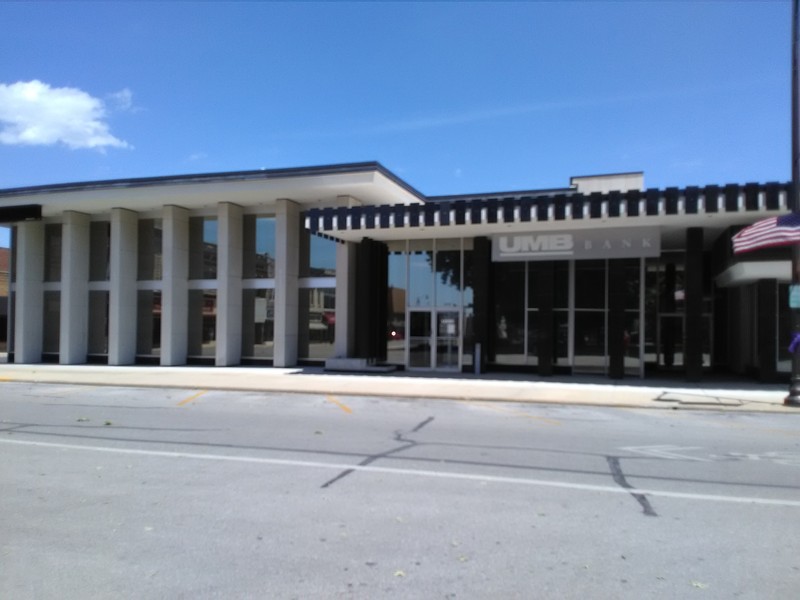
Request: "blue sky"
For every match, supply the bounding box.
[0,1,793,247]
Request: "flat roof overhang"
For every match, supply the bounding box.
[0,162,425,218]
[306,182,790,251]
[716,260,790,287]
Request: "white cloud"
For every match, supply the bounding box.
[107,88,134,112]
[0,80,130,150]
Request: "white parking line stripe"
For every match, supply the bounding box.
[2,437,799,508]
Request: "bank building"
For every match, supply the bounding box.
[0,163,791,382]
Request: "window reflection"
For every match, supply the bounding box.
[494,262,525,365]
[387,247,407,364]
[189,217,217,279]
[44,224,62,282]
[408,240,433,308]
[298,287,335,360]
[138,219,163,280]
[462,248,474,368]
[242,289,274,359]
[188,290,216,357]
[299,226,336,277]
[136,291,161,357]
[88,291,109,356]
[42,291,60,356]
[89,222,110,281]
[243,216,276,278]
[435,239,461,308]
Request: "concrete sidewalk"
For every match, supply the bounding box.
[0,362,797,412]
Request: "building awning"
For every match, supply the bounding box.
[0,162,426,218]
[715,260,790,287]
[306,182,790,244]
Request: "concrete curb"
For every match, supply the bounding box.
[1,364,797,413]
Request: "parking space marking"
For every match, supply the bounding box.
[2,437,799,508]
[326,395,353,414]
[177,390,208,406]
[468,401,561,426]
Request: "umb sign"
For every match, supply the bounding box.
[492,227,660,262]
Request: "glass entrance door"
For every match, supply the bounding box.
[408,309,460,370]
[436,310,460,370]
[409,311,432,368]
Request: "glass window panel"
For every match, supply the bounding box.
[137,219,163,280]
[243,216,276,278]
[462,249,474,368]
[779,283,791,373]
[42,291,60,354]
[409,311,432,368]
[299,226,337,277]
[574,260,605,309]
[10,225,17,283]
[644,260,659,365]
[493,262,525,365]
[189,217,217,279]
[436,310,459,369]
[702,315,712,368]
[88,291,109,355]
[554,262,569,309]
[526,310,539,366]
[435,248,461,308]
[298,287,335,360]
[624,311,641,375]
[554,310,569,365]
[242,289,275,359]
[528,263,541,310]
[574,311,606,372]
[44,224,62,282]
[7,291,14,355]
[387,250,407,364]
[621,259,640,310]
[89,222,110,281]
[136,290,162,356]
[659,257,683,313]
[659,314,683,368]
[408,240,433,308]
[188,290,216,357]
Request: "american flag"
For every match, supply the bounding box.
[732,212,800,254]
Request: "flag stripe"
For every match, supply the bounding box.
[732,213,800,254]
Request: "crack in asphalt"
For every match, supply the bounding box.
[320,417,435,489]
[3,426,798,492]
[607,456,658,517]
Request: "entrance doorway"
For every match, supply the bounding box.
[408,309,461,370]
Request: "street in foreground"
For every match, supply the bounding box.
[1,382,799,599]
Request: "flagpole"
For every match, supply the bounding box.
[787,0,800,406]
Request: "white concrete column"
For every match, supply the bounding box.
[60,211,90,364]
[216,202,243,366]
[161,205,189,365]
[108,208,138,365]
[334,241,357,358]
[274,199,300,367]
[13,221,44,363]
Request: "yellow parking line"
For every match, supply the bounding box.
[177,390,207,406]
[0,376,13,382]
[326,395,352,414]
[471,401,561,426]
